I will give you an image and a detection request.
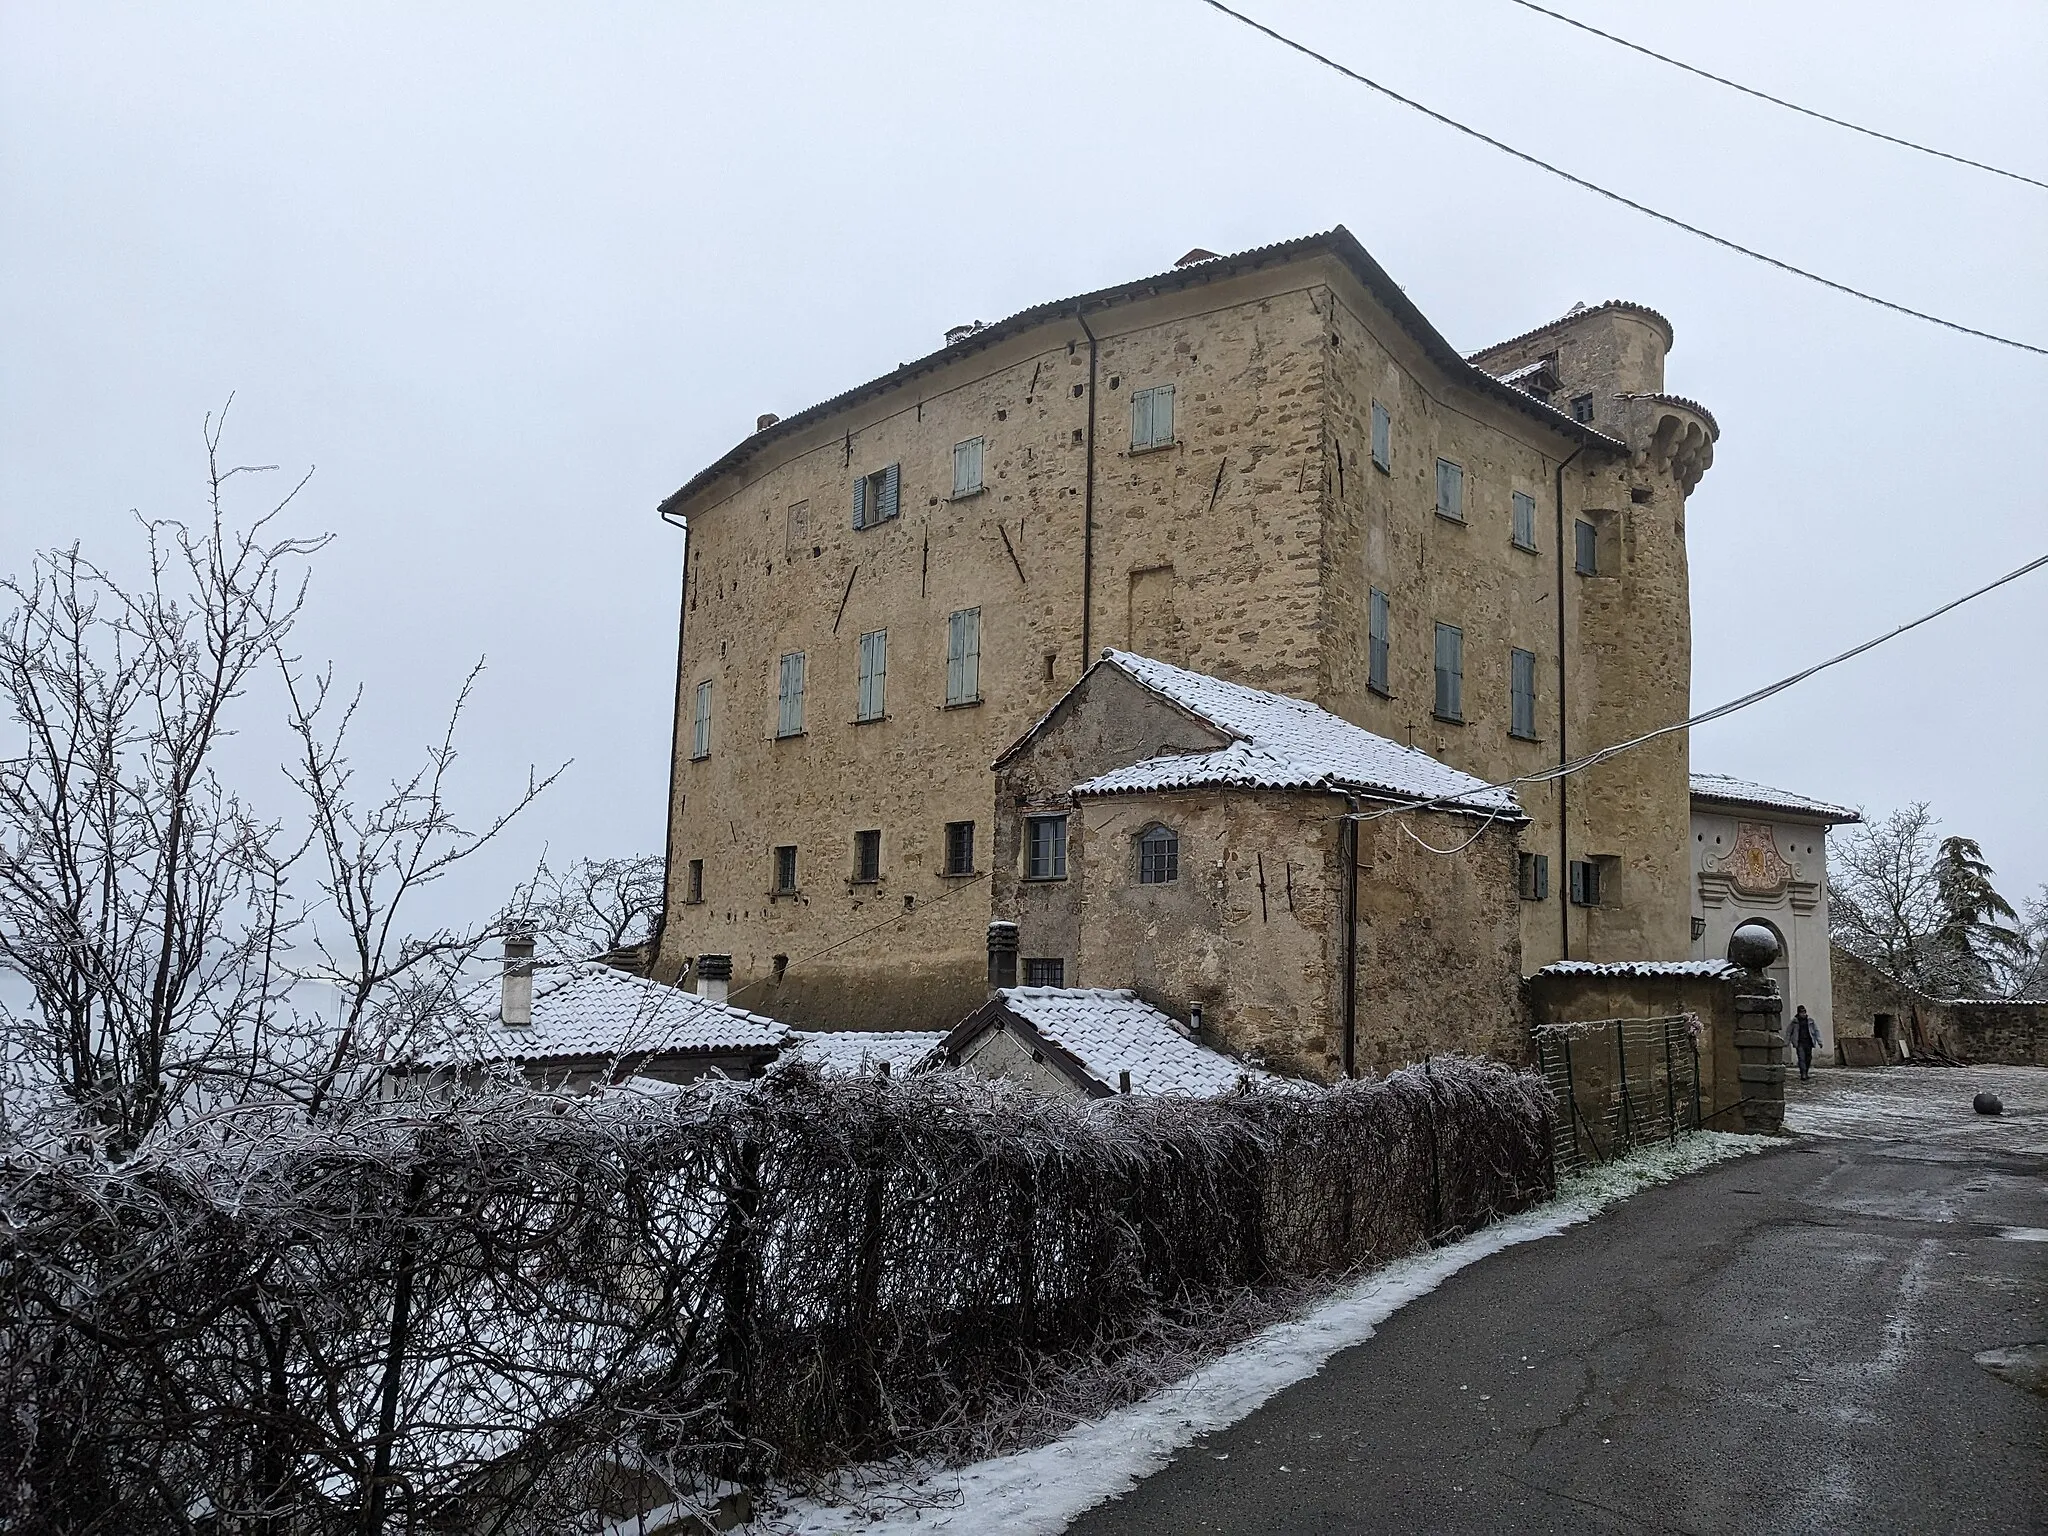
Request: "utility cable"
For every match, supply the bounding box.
[1351,547,2048,830]
[1194,0,2048,357]
[1501,0,2048,193]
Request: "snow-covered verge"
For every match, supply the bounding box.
[705,1130,1771,1536]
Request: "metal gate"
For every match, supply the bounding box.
[1533,1014,1702,1176]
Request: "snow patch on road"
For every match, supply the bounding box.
[748,1131,1771,1535]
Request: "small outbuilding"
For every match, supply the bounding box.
[935,986,1272,1099]
[390,959,789,1093]
[991,650,1529,1080]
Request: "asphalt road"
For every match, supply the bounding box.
[1065,1068,2048,1536]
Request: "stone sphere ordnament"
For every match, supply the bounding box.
[1974,1092,2004,1116]
[1727,922,1782,973]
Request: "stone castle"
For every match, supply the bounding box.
[651,227,1719,1037]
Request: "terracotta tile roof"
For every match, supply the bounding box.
[995,987,1275,1097]
[785,1030,947,1075]
[1048,651,1520,815]
[1534,959,1744,980]
[398,962,790,1070]
[1690,773,1861,824]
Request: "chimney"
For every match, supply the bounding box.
[500,918,537,1027]
[987,921,1019,993]
[1174,247,1222,268]
[945,321,988,347]
[696,952,733,1005]
[755,412,780,432]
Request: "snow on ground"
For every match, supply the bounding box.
[742,1130,1773,1536]
[1784,1064,2048,1157]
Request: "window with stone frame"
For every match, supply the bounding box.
[1026,814,1068,880]
[853,829,881,884]
[773,844,799,895]
[1022,957,1065,987]
[944,820,976,876]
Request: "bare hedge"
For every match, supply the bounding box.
[0,1055,1550,1533]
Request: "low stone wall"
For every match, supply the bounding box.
[1525,963,1785,1134]
[1944,1001,2048,1068]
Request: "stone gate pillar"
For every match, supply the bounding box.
[1729,923,1786,1134]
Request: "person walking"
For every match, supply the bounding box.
[1788,1004,1821,1082]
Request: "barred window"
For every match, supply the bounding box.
[1022,957,1065,987]
[773,845,798,895]
[853,829,881,883]
[944,820,975,876]
[687,858,704,904]
[1138,824,1179,885]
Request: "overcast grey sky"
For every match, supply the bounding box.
[5,0,2045,931]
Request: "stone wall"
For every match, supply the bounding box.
[1944,1002,2048,1068]
[1525,966,1784,1134]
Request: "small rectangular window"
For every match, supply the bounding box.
[1510,647,1538,740]
[852,463,901,529]
[952,437,984,497]
[1435,459,1464,522]
[1569,858,1601,907]
[1368,588,1391,696]
[1370,401,1391,472]
[776,651,805,738]
[853,829,881,883]
[1511,490,1538,552]
[1022,957,1065,988]
[1433,623,1464,722]
[946,607,981,705]
[687,858,704,904]
[1571,393,1595,424]
[944,820,975,876]
[1026,814,1068,880]
[856,629,887,721]
[1574,518,1598,575]
[774,844,799,895]
[1131,385,1176,451]
[691,679,712,759]
[1518,852,1549,902]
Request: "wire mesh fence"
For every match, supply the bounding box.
[1532,1014,1702,1176]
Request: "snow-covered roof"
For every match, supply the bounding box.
[784,1030,946,1076]
[1055,652,1521,816]
[1690,773,1860,824]
[400,962,790,1069]
[1534,959,1745,981]
[992,987,1274,1097]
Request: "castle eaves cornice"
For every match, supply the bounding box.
[658,226,1627,519]
[1467,298,1677,363]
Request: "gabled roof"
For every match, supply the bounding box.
[941,987,1275,1098]
[1003,650,1521,816]
[397,962,790,1070]
[784,1029,947,1076]
[1690,773,1861,825]
[659,226,1625,516]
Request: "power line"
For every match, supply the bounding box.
[1501,0,2048,193]
[1355,548,2048,830]
[1193,0,2048,358]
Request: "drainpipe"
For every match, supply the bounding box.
[1340,791,1362,1078]
[653,504,692,981]
[1074,306,1100,670]
[1552,447,1582,962]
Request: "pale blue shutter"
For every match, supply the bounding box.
[852,474,867,530]
[1434,624,1462,720]
[1156,384,1173,445]
[1371,402,1390,469]
[1130,389,1150,450]
[880,463,900,522]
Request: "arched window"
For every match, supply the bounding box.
[1138,824,1179,885]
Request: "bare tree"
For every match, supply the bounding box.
[281,660,562,1117]
[0,406,559,1144]
[512,852,663,964]
[1828,804,2025,998]
[0,410,323,1153]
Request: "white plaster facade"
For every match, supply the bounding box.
[1687,776,1860,1058]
